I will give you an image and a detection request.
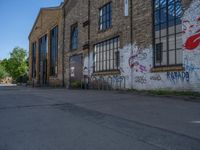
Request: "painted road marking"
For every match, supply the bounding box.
[190,121,200,124]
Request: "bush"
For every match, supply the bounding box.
[71,80,82,89]
[16,74,29,83]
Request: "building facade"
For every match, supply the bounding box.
[29,0,200,92]
[29,4,64,86]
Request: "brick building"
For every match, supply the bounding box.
[29,4,64,86]
[29,0,200,92]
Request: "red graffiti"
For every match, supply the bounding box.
[183,16,200,50]
[184,32,200,50]
[183,20,189,23]
[189,25,194,28]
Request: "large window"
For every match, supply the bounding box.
[50,26,58,76]
[99,2,112,31]
[32,42,36,78]
[94,37,120,72]
[70,24,78,50]
[153,0,183,67]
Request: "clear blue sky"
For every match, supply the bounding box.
[0,0,63,60]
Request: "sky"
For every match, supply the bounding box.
[0,0,63,60]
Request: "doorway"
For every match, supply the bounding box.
[69,54,83,88]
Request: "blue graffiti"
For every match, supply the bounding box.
[112,75,125,83]
[185,63,200,72]
[167,72,190,84]
[184,59,200,72]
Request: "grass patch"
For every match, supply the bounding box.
[128,89,200,98]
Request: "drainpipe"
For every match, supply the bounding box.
[88,0,91,89]
[62,7,66,87]
[130,0,134,89]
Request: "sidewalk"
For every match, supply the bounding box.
[0,84,17,87]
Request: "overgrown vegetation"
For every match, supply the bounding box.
[0,47,28,83]
[70,80,82,89]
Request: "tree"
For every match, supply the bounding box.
[0,64,8,80]
[3,47,28,83]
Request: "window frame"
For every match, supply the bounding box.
[32,42,36,78]
[50,25,59,77]
[93,36,120,73]
[70,23,78,50]
[99,2,112,31]
[152,0,183,68]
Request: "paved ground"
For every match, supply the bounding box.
[0,86,200,150]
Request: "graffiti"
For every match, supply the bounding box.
[119,67,125,73]
[150,74,162,81]
[129,55,138,68]
[137,52,147,60]
[135,76,147,84]
[111,75,125,83]
[183,16,200,50]
[184,32,200,50]
[184,57,200,72]
[128,47,149,73]
[139,65,147,73]
[129,52,147,65]
[167,72,190,83]
[128,57,147,73]
[90,75,126,90]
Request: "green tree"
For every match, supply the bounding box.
[4,47,28,83]
[0,64,8,80]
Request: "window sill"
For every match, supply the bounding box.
[92,70,120,76]
[70,48,78,51]
[49,76,58,79]
[151,65,184,73]
[98,26,113,34]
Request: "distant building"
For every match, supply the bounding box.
[29,0,200,92]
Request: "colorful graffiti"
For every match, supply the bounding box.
[184,32,200,50]
[128,50,148,73]
[167,72,190,84]
[183,16,200,50]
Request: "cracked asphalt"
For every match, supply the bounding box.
[0,86,200,150]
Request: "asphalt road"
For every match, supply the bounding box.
[0,86,200,150]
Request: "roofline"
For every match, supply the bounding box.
[28,3,63,40]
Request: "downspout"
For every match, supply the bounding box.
[88,0,91,88]
[130,0,134,89]
[62,7,66,87]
